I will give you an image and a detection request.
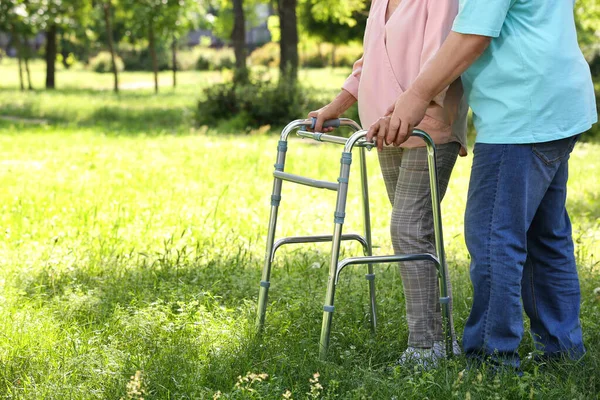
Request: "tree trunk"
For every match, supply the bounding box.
[148,23,158,94]
[103,1,119,93]
[11,26,24,91]
[331,44,336,67]
[22,34,33,90]
[232,0,248,83]
[60,36,70,69]
[45,24,57,89]
[277,0,298,82]
[172,36,177,88]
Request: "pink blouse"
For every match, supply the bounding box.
[343,0,467,152]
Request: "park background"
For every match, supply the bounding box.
[0,0,599,398]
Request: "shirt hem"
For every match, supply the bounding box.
[474,120,597,145]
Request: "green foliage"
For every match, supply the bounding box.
[576,0,600,50]
[299,0,368,45]
[88,51,124,73]
[118,42,171,71]
[195,47,236,71]
[196,75,319,129]
[248,41,280,68]
[250,41,363,68]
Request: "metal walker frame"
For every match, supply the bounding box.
[255,118,452,360]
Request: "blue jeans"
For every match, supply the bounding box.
[463,135,585,369]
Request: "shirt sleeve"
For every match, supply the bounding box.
[452,0,512,38]
[421,0,459,107]
[342,56,363,100]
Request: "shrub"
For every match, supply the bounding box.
[250,42,363,69]
[119,43,170,71]
[197,75,326,130]
[195,48,235,71]
[89,51,125,73]
[172,49,199,72]
[334,44,363,68]
[249,42,280,68]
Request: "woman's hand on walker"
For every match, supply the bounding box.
[307,104,341,133]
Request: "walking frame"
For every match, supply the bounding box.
[255,117,452,360]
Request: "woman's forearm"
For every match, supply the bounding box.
[409,31,492,103]
[330,89,358,115]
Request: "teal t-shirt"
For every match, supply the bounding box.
[452,0,597,144]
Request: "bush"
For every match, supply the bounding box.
[119,43,170,71]
[334,44,363,68]
[197,75,326,130]
[249,42,280,68]
[172,49,200,72]
[250,42,363,69]
[89,51,124,73]
[195,48,235,71]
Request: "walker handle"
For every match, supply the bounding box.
[310,117,341,130]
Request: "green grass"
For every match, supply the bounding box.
[0,62,599,399]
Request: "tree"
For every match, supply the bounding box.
[278,0,298,82]
[0,0,30,91]
[232,0,248,83]
[100,0,119,93]
[299,0,367,66]
[576,0,600,52]
[119,0,201,93]
[29,0,92,89]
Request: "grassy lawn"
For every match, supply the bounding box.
[0,61,599,398]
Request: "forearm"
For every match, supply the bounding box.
[410,31,492,103]
[330,89,357,114]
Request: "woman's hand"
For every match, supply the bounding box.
[366,89,430,150]
[307,104,341,133]
[307,89,357,132]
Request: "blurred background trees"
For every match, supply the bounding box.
[0,0,597,133]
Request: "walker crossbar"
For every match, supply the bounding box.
[273,171,339,191]
[256,118,453,361]
[271,234,370,263]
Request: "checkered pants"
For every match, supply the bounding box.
[377,142,460,347]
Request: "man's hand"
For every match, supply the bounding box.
[366,89,430,151]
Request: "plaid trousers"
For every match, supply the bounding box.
[377,142,460,347]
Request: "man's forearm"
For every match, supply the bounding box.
[410,32,492,103]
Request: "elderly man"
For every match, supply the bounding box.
[367,0,597,369]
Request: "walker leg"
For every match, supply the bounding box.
[359,147,377,332]
[424,142,453,357]
[256,140,288,331]
[319,151,353,360]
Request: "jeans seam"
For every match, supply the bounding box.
[481,145,506,349]
[532,146,564,166]
[529,261,539,320]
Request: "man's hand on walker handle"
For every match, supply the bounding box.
[366,89,430,151]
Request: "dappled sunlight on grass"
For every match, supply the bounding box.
[0,63,599,397]
[0,123,599,397]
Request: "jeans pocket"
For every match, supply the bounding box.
[532,135,580,165]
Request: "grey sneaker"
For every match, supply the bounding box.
[396,347,441,369]
[433,340,462,358]
[396,341,461,369]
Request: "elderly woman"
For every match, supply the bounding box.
[308,0,467,365]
